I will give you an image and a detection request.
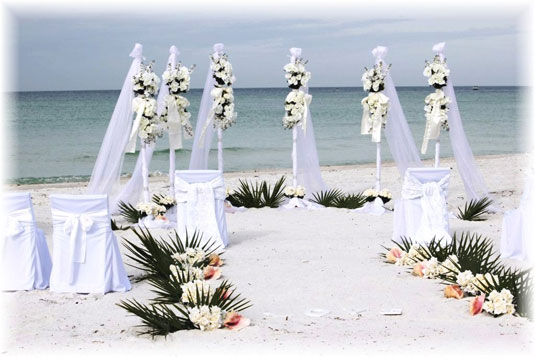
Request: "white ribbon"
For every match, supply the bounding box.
[175,175,225,241]
[3,208,34,238]
[421,90,447,154]
[52,208,109,283]
[125,100,146,153]
[402,173,451,243]
[166,95,183,151]
[301,90,312,134]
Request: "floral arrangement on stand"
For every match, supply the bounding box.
[421,55,451,154]
[283,59,312,130]
[381,232,533,319]
[209,53,237,131]
[118,228,251,335]
[360,62,391,143]
[132,62,164,144]
[284,185,306,199]
[363,188,392,204]
[135,202,167,221]
[152,194,176,210]
[160,62,195,142]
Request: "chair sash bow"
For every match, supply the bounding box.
[4,208,34,238]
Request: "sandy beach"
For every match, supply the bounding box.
[1,153,534,355]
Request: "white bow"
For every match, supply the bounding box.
[402,173,451,243]
[52,208,109,283]
[3,208,33,238]
[290,47,302,63]
[372,45,388,64]
[433,42,446,60]
[176,175,226,204]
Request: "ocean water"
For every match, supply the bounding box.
[7,86,529,184]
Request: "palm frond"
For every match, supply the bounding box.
[456,197,493,221]
[260,176,286,208]
[117,200,142,224]
[311,189,343,207]
[117,299,194,336]
[333,192,367,209]
[111,219,130,231]
[227,177,286,208]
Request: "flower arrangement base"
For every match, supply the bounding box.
[138,215,173,229]
[355,197,386,216]
[282,197,323,210]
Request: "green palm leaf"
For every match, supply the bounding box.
[311,189,343,207]
[456,197,493,221]
[117,200,142,224]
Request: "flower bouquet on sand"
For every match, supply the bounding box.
[119,228,251,335]
[363,188,392,204]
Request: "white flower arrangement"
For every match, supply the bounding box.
[210,87,236,131]
[423,55,450,89]
[363,188,392,203]
[181,280,214,304]
[361,62,390,93]
[438,255,460,277]
[284,59,311,89]
[395,244,424,266]
[424,89,451,131]
[188,305,223,331]
[456,270,500,295]
[211,53,235,87]
[160,63,195,138]
[421,257,440,279]
[283,90,312,129]
[361,92,389,133]
[135,202,166,218]
[132,62,160,97]
[155,195,176,209]
[172,247,207,267]
[482,289,515,316]
[284,185,306,199]
[170,264,203,282]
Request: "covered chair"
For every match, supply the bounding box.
[392,167,451,245]
[174,170,228,248]
[500,172,534,262]
[49,194,131,294]
[1,192,52,291]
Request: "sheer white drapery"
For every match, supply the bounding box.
[291,48,327,195]
[433,42,490,201]
[373,46,422,177]
[87,44,144,205]
[189,43,224,170]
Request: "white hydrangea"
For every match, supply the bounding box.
[181,280,214,304]
[188,305,223,331]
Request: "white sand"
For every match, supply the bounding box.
[2,154,534,355]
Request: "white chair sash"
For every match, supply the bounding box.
[51,208,109,283]
[175,175,225,240]
[3,208,34,239]
[402,174,451,242]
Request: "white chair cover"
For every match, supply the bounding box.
[49,194,131,294]
[1,192,52,291]
[392,168,451,245]
[500,171,534,261]
[174,170,228,248]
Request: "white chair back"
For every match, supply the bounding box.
[174,170,228,248]
[49,194,130,293]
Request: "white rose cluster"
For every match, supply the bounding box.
[132,62,161,97]
[423,55,450,89]
[361,62,389,93]
[284,185,306,199]
[181,280,214,304]
[438,254,460,277]
[136,202,166,218]
[283,90,312,129]
[395,244,424,266]
[456,270,500,295]
[283,59,311,89]
[162,63,194,95]
[188,305,223,331]
[361,92,389,131]
[424,89,451,131]
[210,87,236,131]
[170,264,203,282]
[483,289,515,316]
[211,54,235,87]
[156,195,176,209]
[172,247,207,267]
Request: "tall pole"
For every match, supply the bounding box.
[141,142,150,202]
[292,127,298,187]
[375,141,381,191]
[434,138,440,168]
[217,127,223,172]
[169,147,175,197]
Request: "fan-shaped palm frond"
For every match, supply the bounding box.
[456,197,493,221]
[117,200,142,224]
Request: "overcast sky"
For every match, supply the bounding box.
[6,1,531,91]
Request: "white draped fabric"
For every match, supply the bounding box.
[432,42,490,201]
[290,48,327,195]
[49,194,131,293]
[174,170,228,248]
[87,44,144,207]
[393,168,451,244]
[189,44,224,170]
[500,171,534,261]
[1,192,52,291]
[371,46,422,177]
